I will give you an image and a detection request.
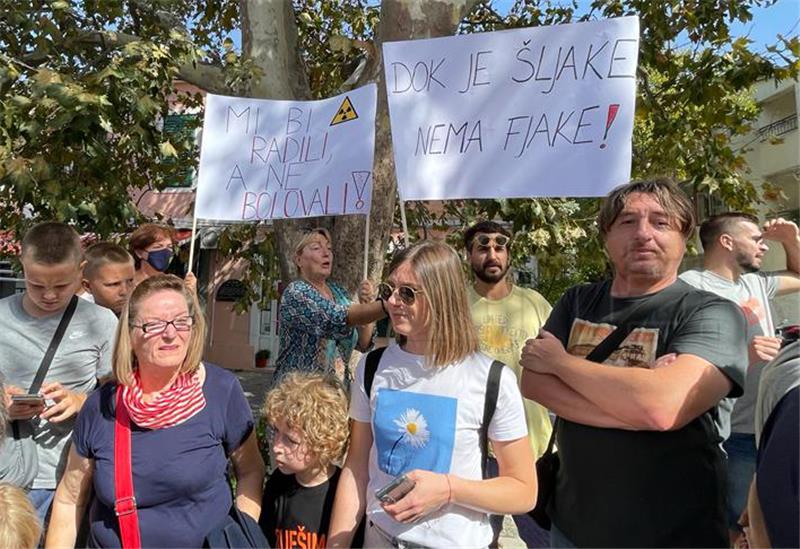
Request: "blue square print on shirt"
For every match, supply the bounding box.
[373,389,457,476]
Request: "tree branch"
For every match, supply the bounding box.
[71,30,230,94]
[342,39,379,91]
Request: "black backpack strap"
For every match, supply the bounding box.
[29,295,79,394]
[536,295,651,454]
[363,346,387,397]
[481,360,504,478]
[541,416,559,457]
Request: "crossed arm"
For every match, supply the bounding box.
[520,331,734,431]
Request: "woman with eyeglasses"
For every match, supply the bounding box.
[328,241,536,548]
[273,228,386,390]
[46,275,264,548]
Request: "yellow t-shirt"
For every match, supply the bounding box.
[468,285,553,458]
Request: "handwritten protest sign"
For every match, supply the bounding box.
[196,85,377,221]
[382,16,638,200]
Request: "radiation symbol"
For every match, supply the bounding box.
[330,96,358,126]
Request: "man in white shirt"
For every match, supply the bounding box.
[680,213,800,542]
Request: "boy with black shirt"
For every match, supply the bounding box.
[260,372,363,549]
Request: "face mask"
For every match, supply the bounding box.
[146,248,173,272]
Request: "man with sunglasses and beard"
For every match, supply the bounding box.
[680,213,800,545]
[464,221,553,548]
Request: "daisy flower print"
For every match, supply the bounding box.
[374,390,457,476]
[394,408,430,448]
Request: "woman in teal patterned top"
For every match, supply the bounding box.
[274,229,386,390]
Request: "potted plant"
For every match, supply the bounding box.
[255,349,271,368]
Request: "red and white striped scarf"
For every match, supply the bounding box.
[121,369,206,429]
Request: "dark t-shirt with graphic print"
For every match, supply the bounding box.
[259,467,364,548]
[543,279,747,548]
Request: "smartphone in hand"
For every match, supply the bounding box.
[11,394,45,406]
[375,474,416,505]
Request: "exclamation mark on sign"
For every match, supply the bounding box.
[599,104,620,149]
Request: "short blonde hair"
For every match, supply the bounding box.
[114,274,206,385]
[293,229,331,265]
[389,241,479,367]
[84,241,134,279]
[263,373,349,470]
[0,483,41,549]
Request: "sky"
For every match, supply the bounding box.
[491,0,799,52]
[229,1,799,54]
[729,0,799,52]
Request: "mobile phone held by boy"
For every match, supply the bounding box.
[260,373,364,548]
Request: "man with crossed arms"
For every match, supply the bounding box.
[521,178,747,547]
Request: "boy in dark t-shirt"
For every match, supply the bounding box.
[260,372,363,548]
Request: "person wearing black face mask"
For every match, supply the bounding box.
[129,224,197,293]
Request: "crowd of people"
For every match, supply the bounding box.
[1,177,798,548]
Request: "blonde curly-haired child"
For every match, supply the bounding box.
[259,372,363,548]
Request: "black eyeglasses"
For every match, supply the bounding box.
[474,234,510,250]
[378,282,424,306]
[132,316,194,334]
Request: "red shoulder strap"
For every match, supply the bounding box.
[115,386,141,549]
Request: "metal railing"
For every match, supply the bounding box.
[758,114,798,141]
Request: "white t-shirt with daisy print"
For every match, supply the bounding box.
[349,342,528,548]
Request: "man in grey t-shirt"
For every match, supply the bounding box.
[680,213,800,542]
[0,222,117,521]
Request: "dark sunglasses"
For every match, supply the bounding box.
[474,234,510,250]
[378,282,424,306]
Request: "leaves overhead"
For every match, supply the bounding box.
[0,0,797,305]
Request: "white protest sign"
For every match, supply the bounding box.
[196,85,377,221]
[383,16,639,200]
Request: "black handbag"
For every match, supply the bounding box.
[528,419,559,530]
[203,505,269,548]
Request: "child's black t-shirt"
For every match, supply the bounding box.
[259,467,364,548]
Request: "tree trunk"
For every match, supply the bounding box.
[240,0,479,291]
[330,0,481,292]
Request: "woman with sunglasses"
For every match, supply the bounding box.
[274,228,386,390]
[328,241,536,548]
[46,275,264,548]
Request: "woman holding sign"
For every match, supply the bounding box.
[273,228,385,391]
[129,223,197,294]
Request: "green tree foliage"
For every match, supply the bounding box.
[1,1,203,236]
[416,0,799,301]
[0,1,797,305]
